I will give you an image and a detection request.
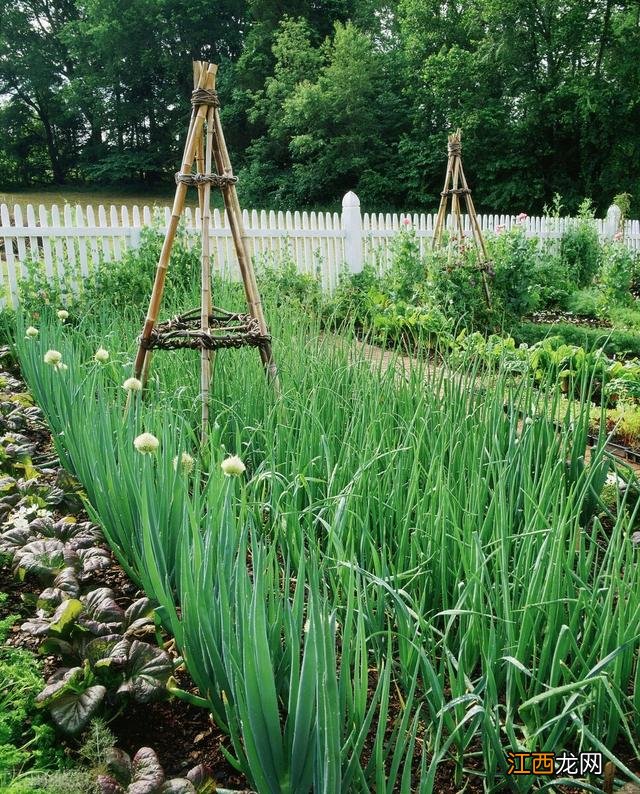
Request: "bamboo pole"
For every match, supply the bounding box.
[209,93,279,387]
[460,165,488,259]
[459,165,492,307]
[200,69,216,443]
[133,62,215,382]
[194,62,206,219]
[450,154,465,241]
[432,153,453,249]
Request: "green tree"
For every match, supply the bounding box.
[0,0,82,182]
[271,21,408,206]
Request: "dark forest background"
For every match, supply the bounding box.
[0,0,639,213]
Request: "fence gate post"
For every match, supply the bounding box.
[127,228,142,249]
[341,191,363,274]
[605,204,621,240]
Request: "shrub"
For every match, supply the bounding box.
[13,258,75,323]
[559,199,601,287]
[598,242,634,309]
[427,246,495,330]
[603,401,640,447]
[81,225,202,313]
[535,250,575,309]
[608,304,640,331]
[565,288,600,318]
[487,227,540,321]
[256,255,322,312]
[381,227,426,303]
[12,224,202,322]
[323,264,381,328]
[0,623,67,787]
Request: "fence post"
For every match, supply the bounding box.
[605,204,621,240]
[341,190,363,273]
[127,227,142,249]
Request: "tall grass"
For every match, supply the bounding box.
[14,299,640,792]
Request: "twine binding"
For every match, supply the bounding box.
[191,88,220,107]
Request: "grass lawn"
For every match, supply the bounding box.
[0,184,227,213]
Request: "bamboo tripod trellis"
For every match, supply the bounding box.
[132,61,278,440]
[431,129,492,307]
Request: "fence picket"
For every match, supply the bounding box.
[50,205,66,283]
[63,205,77,268]
[97,206,111,262]
[316,212,327,285]
[75,206,89,278]
[63,205,79,294]
[85,206,99,269]
[26,204,39,261]
[0,204,16,304]
[110,206,122,260]
[13,206,27,274]
[39,205,54,281]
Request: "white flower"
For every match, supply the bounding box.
[134,432,160,455]
[173,452,195,473]
[25,326,38,339]
[606,472,626,489]
[221,454,246,477]
[57,309,69,322]
[36,508,53,518]
[11,517,30,530]
[43,349,64,370]
[123,377,142,392]
[94,348,109,363]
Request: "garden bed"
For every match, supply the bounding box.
[0,359,248,793]
[11,304,640,791]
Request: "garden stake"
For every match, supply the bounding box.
[432,129,492,308]
[131,61,279,439]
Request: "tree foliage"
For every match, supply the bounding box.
[0,0,638,213]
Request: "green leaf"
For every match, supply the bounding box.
[49,684,107,734]
[81,587,125,634]
[121,640,173,702]
[105,747,134,785]
[36,666,84,706]
[15,538,71,578]
[48,598,85,638]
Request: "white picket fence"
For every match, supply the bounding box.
[0,192,638,306]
